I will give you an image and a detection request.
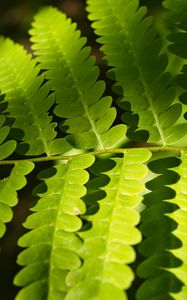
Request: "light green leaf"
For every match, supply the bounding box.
[14,154,95,299]
[66,149,151,299]
[87,0,187,146]
[29,6,128,150]
[0,38,70,156]
[0,161,34,238]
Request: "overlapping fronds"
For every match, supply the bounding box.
[152,7,186,77]
[164,0,187,59]
[164,0,187,128]
[136,157,182,299]
[0,113,17,237]
[0,161,34,238]
[0,115,16,161]
[65,149,151,300]
[14,154,94,299]
[167,153,187,299]
[29,7,127,150]
[87,0,187,146]
[1,2,187,300]
[0,38,71,156]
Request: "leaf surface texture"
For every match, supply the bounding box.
[87,0,187,146]
[14,154,94,299]
[30,7,127,150]
[66,149,151,300]
[0,161,34,238]
[0,39,70,156]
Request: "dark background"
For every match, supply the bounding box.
[0,1,163,299]
[0,0,163,63]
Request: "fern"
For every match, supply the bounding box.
[0,115,16,161]
[66,149,151,300]
[164,0,187,120]
[164,0,187,59]
[87,0,187,145]
[0,1,187,300]
[29,7,127,150]
[136,156,182,299]
[168,153,187,299]
[0,160,34,238]
[0,114,17,237]
[0,38,70,156]
[14,154,94,299]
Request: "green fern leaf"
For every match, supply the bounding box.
[164,0,187,59]
[136,156,183,299]
[0,38,71,156]
[165,153,187,299]
[0,115,16,160]
[87,0,187,146]
[1,2,187,299]
[14,154,94,299]
[164,0,187,113]
[152,7,186,77]
[65,149,151,300]
[0,113,17,237]
[29,6,127,150]
[161,0,187,148]
[0,160,34,238]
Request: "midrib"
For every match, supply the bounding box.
[106,1,167,146]
[48,25,105,150]
[4,55,50,155]
[47,163,69,298]
[94,156,133,294]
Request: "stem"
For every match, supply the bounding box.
[0,146,186,165]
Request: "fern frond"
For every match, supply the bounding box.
[65,149,151,300]
[0,115,16,161]
[14,154,94,299]
[29,6,127,150]
[0,38,71,156]
[165,152,187,299]
[163,0,187,127]
[136,156,183,299]
[164,0,187,59]
[0,113,17,237]
[87,0,187,146]
[153,7,186,77]
[0,160,34,238]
